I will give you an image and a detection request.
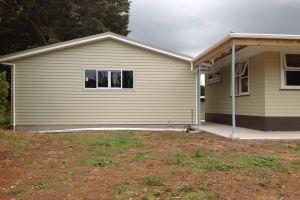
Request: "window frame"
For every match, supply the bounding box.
[234,59,250,96]
[281,52,300,89]
[83,68,135,91]
[206,69,222,85]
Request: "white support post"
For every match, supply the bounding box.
[231,43,236,138]
[196,68,201,127]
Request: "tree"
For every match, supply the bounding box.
[0,71,9,119]
[0,0,130,55]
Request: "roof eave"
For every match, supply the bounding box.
[0,32,192,63]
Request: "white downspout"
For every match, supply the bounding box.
[231,43,236,138]
[2,63,16,130]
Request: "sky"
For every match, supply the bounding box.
[128,0,300,57]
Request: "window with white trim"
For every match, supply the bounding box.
[84,69,134,89]
[235,60,249,96]
[207,70,222,85]
[282,54,300,88]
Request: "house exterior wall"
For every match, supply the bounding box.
[205,53,265,115]
[205,51,300,131]
[264,52,300,116]
[13,39,196,130]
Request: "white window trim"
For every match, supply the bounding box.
[206,69,222,85]
[234,59,250,96]
[280,52,300,90]
[83,68,135,91]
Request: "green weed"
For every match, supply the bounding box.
[31,181,50,190]
[6,186,23,198]
[143,175,164,186]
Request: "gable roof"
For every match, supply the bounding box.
[0,32,192,62]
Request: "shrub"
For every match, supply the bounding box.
[0,71,9,120]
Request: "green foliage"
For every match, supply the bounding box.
[194,150,204,159]
[6,186,23,198]
[0,0,131,55]
[192,160,234,171]
[93,156,112,167]
[0,72,9,119]
[117,186,133,194]
[135,151,155,161]
[143,175,164,186]
[31,181,50,190]
[240,155,286,172]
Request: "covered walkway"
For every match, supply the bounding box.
[198,122,300,140]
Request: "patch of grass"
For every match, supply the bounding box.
[169,150,233,172]
[294,143,300,152]
[194,150,205,159]
[290,160,300,169]
[153,189,163,197]
[61,133,144,149]
[135,151,155,161]
[0,133,28,157]
[117,186,133,194]
[6,186,23,198]
[93,156,112,167]
[143,175,164,186]
[57,175,67,182]
[240,155,286,172]
[168,151,188,165]
[181,185,194,193]
[181,185,212,200]
[192,159,234,172]
[31,181,50,190]
[81,156,114,167]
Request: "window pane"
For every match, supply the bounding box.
[242,64,248,77]
[98,70,108,88]
[208,73,214,81]
[286,71,300,86]
[85,70,96,88]
[241,77,249,93]
[286,54,300,68]
[122,70,133,88]
[111,70,121,88]
[214,71,221,80]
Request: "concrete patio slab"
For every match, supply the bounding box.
[197,122,300,140]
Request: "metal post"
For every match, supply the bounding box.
[231,43,236,138]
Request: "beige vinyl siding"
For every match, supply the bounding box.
[264,52,300,116]
[13,39,195,125]
[205,53,265,116]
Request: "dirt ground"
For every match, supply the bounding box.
[0,130,299,200]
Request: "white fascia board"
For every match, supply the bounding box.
[0,32,192,62]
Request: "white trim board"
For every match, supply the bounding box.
[36,127,187,133]
[0,32,192,62]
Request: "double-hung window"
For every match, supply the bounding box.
[235,60,249,96]
[282,54,300,89]
[84,69,134,89]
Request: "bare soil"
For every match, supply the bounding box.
[0,130,299,200]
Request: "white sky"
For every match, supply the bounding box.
[128,0,300,57]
